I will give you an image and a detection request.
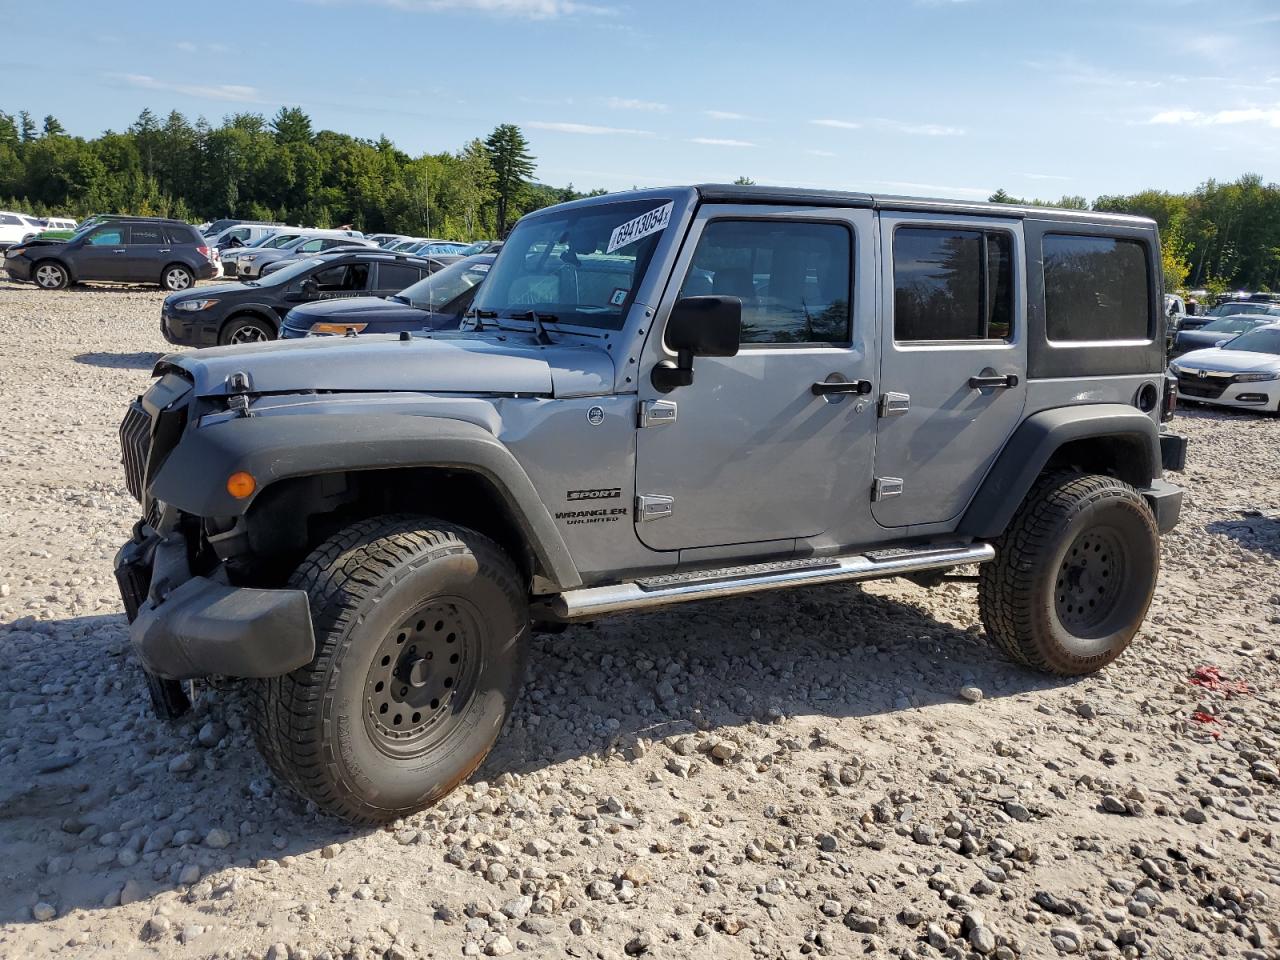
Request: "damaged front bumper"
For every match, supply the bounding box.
[114,522,315,681]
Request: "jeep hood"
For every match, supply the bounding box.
[159,332,615,399]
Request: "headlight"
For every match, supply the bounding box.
[175,299,218,312]
[244,255,259,262]
[309,322,368,336]
[1233,371,1280,382]
[6,247,26,258]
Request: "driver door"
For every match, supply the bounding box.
[75,223,128,279]
[634,206,878,553]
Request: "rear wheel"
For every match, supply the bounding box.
[34,261,68,289]
[248,516,529,824]
[977,472,1159,676]
[219,315,275,345]
[161,264,193,291]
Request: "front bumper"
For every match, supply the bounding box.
[3,255,32,281]
[1176,381,1280,411]
[160,303,221,346]
[115,530,315,681]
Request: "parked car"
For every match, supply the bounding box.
[405,239,468,257]
[388,237,429,252]
[4,217,215,290]
[160,249,446,345]
[21,216,77,242]
[209,223,286,251]
[116,184,1184,824]
[366,233,410,248]
[1170,314,1275,357]
[1180,301,1280,332]
[235,233,373,279]
[0,211,43,251]
[459,239,503,255]
[1170,323,1280,412]
[219,231,309,276]
[281,254,495,338]
[201,218,281,238]
[253,238,381,276]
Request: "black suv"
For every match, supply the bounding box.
[161,249,445,346]
[4,217,216,291]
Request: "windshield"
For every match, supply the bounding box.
[1208,302,1254,317]
[1223,327,1280,355]
[247,257,327,287]
[400,257,492,311]
[262,233,301,249]
[472,198,671,330]
[1202,316,1267,334]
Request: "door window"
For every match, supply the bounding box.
[893,227,1013,342]
[677,220,852,345]
[86,226,125,245]
[314,263,370,292]
[130,226,167,245]
[378,263,421,291]
[1043,234,1150,342]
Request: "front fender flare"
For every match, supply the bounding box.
[151,413,581,589]
[957,404,1160,539]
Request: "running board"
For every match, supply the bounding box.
[536,542,995,621]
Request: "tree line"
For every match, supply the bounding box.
[0,106,599,240]
[990,175,1280,295]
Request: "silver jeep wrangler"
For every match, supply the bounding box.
[115,185,1187,823]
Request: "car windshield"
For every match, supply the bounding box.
[471,198,671,331]
[1202,316,1267,334]
[1208,302,1254,317]
[262,233,301,249]
[245,257,327,287]
[1223,327,1280,355]
[399,257,492,311]
[459,241,490,255]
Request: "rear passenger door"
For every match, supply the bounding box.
[872,214,1027,528]
[124,224,170,282]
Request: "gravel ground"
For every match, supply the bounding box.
[1,279,1279,960]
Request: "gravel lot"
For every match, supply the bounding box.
[2,279,1279,960]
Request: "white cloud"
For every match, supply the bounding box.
[705,109,751,121]
[811,118,861,130]
[1147,104,1280,128]
[527,120,653,135]
[689,137,755,147]
[812,117,963,136]
[311,0,612,17]
[870,179,994,199]
[606,97,667,112]
[176,41,197,53]
[1022,172,1071,181]
[111,73,262,103]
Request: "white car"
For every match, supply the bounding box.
[1170,323,1280,413]
[0,211,43,250]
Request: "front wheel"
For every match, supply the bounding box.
[249,516,529,824]
[977,472,1159,676]
[34,261,69,289]
[219,315,275,345]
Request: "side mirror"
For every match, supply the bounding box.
[1215,339,1229,348]
[300,278,319,299]
[652,295,741,392]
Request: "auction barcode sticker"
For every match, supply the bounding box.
[607,202,673,254]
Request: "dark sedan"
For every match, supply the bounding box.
[280,254,494,338]
[161,250,443,346]
[1170,315,1276,357]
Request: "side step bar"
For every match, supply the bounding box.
[537,542,995,621]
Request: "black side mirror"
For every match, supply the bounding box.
[652,295,741,392]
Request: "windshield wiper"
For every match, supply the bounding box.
[504,310,559,345]
[464,308,499,331]
[386,294,409,305]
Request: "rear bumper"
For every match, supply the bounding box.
[1160,432,1187,472]
[1140,478,1183,534]
[115,531,315,680]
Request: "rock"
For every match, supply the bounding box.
[625,931,653,955]
[265,944,290,960]
[144,915,172,940]
[1101,794,1128,814]
[970,925,997,954]
[1182,805,1207,824]
[177,864,201,885]
[167,752,196,774]
[197,721,225,747]
[959,685,984,703]
[485,934,514,956]
[31,902,56,921]
[501,896,533,920]
[1004,801,1032,822]
[321,843,341,859]
[119,880,145,906]
[204,827,231,849]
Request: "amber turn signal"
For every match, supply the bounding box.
[309,322,368,336]
[226,471,257,499]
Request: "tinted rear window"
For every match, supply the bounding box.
[1043,235,1151,342]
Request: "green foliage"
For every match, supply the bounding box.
[1,108,577,241]
[733,176,756,185]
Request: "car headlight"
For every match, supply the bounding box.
[244,255,259,262]
[175,299,218,312]
[309,322,368,336]
[6,247,26,258]
[1233,371,1280,382]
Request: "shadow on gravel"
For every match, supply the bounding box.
[3,585,1072,923]
[74,351,165,370]
[1208,511,1280,558]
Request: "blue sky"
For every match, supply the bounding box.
[2,0,1278,200]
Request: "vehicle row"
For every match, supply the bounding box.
[0,211,78,249]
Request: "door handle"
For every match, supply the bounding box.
[968,374,1019,389]
[811,379,873,396]
[158,248,171,253]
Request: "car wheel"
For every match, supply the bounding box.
[33,261,69,290]
[248,515,529,824]
[161,264,194,291]
[218,316,275,345]
[977,471,1159,676]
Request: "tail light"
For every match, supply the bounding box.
[197,245,212,261]
[1161,373,1178,422]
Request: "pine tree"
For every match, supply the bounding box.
[18,111,36,142]
[42,115,66,137]
[484,124,535,235]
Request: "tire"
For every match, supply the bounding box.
[248,515,529,824]
[977,471,1159,676]
[218,315,275,345]
[33,260,69,290]
[161,263,194,291]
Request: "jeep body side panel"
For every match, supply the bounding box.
[1023,217,1165,379]
[955,403,1161,539]
[149,413,582,589]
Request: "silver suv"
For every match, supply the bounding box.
[115,184,1187,823]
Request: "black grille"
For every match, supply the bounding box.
[1176,371,1233,399]
[119,401,153,502]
